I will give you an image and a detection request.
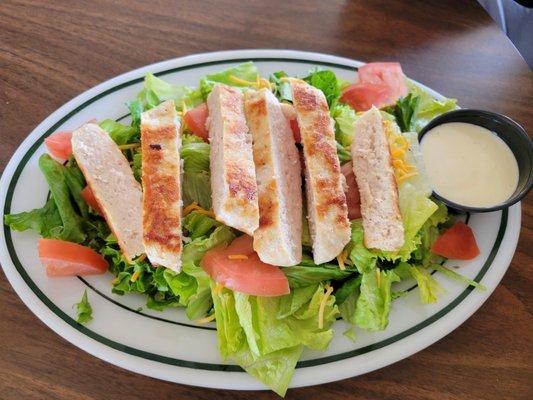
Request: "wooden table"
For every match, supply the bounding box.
[1,0,531,399]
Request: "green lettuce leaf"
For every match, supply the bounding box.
[331,103,357,148]
[4,197,62,238]
[355,269,400,331]
[334,275,362,306]
[348,220,377,274]
[138,73,203,110]
[393,93,420,132]
[39,154,86,243]
[127,99,144,132]
[304,69,340,107]
[393,181,439,260]
[270,71,292,102]
[432,264,486,291]
[75,289,93,324]
[63,159,89,218]
[407,81,457,132]
[409,265,441,304]
[282,254,355,288]
[200,62,259,98]
[211,283,338,396]
[105,212,233,314]
[99,119,138,145]
[181,140,212,209]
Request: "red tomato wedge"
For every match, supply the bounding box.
[201,235,290,297]
[341,83,392,112]
[358,62,408,99]
[184,103,209,141]
[341,62,408,112]
[289,118,301,143]
[38,239,108,277]
[44,131,73,161]
[341,162,362,220]
[431,222,480,260]
[81,186,103,215]
[280,102,301,143]
[226,234,255,254]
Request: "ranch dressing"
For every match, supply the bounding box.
[421,122,519,207]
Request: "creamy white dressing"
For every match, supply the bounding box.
[421,122,519,207]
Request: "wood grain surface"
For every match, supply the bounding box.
[0,0,531,399]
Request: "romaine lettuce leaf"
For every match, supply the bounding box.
[394,181,439,260]
[270,71,292,102]
[282,254,355,288]
[407,81,457,132]
[4,197,62,238]
[99,119,138,145]
[409,265,441,304]
[181,141,212,209]
[303,69,340,107]
[348,220,377,274]
[39,154,86,243]
[138,73,203,110]
[355,269,400,331]
[211,283,338,396]
[105,212,233,315]
[200,61,259,98]
[393,93,420,132]
[331,103,357,148]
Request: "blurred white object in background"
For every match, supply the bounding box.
[478,0,532,68]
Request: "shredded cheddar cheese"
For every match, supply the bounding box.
[183,202,216,218]
[384,120,418,185]
[228,254,249,260]
[130,270,141,283]
[136,253,147,263]
[229,75,272,90]
[318,284,334,330]
[196,313,216,324]
[336,250,348,271]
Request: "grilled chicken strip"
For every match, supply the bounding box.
[206,84,259,235]
[244,89,302,266]
[71,123,143,262]
[351,107,404,251]
[141,100,183,271]
[289,79,351,264]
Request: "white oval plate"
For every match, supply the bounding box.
[0,50,521,391]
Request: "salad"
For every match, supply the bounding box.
[4,61,484,396]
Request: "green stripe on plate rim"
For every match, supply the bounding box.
[1,57,507,372]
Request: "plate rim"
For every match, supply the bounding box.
[0,49,522,391]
